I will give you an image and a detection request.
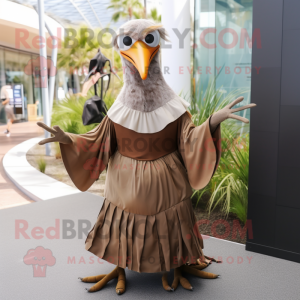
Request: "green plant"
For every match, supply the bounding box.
[190,75,250,223]
[37,157,47,173]
[103,90,116,110]
[189,76,248,126]
[149,8,161,22]
[108,0,144,22]
[52,94,97,134]
[192,125,249,224]
[207,133,249,224]
[53,142,62,159]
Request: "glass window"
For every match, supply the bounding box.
[194,0,216,90]
[194,0,253,128]
[215,0,253,122]
[19,52,35,120]
[0,48,6,124]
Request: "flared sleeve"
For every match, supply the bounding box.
[178,112,221,190]
[59,116,117,191]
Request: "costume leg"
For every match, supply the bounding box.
[172,267,193,291]
[161,267,193,291]
[162,259,219,292]
[188,262,209,270]
[181,265,220,279]
[79,266,126,295]
[162,272,173,291]
[203,255,222,264]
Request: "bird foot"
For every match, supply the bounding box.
[79,266,126,295]
[162,258,220,292]
[203,255,222,264]
[162,268,193,292]
[181,264,220,279]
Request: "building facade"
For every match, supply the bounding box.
[0,1,66,124]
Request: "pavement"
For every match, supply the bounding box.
[0,121,43,209]
[1,193,300,300]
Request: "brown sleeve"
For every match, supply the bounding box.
[178,112,221,190]
[59,116,117,192]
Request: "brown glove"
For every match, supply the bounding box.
[209,96,256,133]
[37,122,72,145]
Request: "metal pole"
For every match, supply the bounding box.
[37,0,51,156]
[87,0,103,28]
[34,5,57,116]
[67,0,93,29]
[44,22,57,116]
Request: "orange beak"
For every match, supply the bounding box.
[120,41,160,80]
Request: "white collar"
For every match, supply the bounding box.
[107,96,190,134]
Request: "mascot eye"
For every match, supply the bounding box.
[143,30,160,47]
[145,34,154,44]
[117,35,137,51]
[123,36,132,46]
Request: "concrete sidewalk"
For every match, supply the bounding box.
[0,122,43,209]
[1,193,299,300]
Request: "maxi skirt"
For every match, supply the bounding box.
[85,150,206,273]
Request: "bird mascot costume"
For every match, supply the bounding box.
[38,19,256,294]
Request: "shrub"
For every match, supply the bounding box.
[51,89,115,135]
[37,157,47,173]
[189,76,248,126]
[189,76,250,224]
[53,142,61,159]
[52,93,95,134]
[205,133,249,224]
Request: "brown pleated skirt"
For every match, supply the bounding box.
[85,198,204,273]
[85,151,205,273]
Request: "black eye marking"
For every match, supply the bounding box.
[145,34,154,44]
[123,36,132,46]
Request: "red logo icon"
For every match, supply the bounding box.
[24,56,56,88]
[23,246,56,277]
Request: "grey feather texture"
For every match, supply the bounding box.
[114,19,180,112]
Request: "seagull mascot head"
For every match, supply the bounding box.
[112,19,189,113]
[114,19,168,81]
[108,19,190,133]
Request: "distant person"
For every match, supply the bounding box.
[1,85,15,137]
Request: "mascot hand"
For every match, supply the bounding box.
[209,96,256,133]
[37,122,72,145]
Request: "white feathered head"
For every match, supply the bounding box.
[113,19,169,80]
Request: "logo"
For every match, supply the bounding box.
[23,246,56,277]
[24,56,57,88]
[83,157,106,179]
